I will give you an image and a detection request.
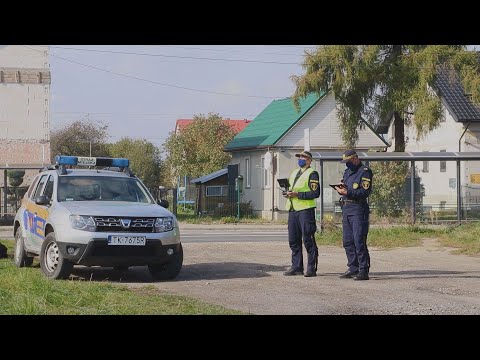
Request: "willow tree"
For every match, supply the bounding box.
[163,113,236,184]
[291,45,480,151]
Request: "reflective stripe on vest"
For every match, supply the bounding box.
[285,167,316,211]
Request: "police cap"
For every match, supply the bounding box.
[341,149,357,163]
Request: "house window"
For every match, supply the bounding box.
[423,161,429,173]
[439,201,446,210]
[245,158,251,188]
[261,157,271,188]
[440,149,446,172]
[206,186,227,197]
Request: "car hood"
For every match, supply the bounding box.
[59,201,174,217]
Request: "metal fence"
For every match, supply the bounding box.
[313,151,480,226]
[149,185,254,218]
[199,184,253,218]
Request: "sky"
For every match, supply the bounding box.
[49,45,315,148]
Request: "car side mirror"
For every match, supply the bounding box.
[157,199,169,208]
[35,195,50,206]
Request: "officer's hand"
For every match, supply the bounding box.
[286,191,298,198]
[335,187,347,195]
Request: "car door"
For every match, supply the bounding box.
[23,174,49,252]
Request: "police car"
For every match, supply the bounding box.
[13,155,182,280]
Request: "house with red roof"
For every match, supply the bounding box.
[175,118,251,135]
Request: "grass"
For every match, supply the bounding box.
[316,225,447,250]
[435,222,480,255]
[0,239,243,315]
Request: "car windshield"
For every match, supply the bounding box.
[57,176,154,203]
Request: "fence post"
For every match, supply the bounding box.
[172,188,177,217]
[3,170,7,220]
[237,185,240,221]
[410,161,415,224]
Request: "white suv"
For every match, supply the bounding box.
[13,155,182,280]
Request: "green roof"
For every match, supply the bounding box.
[224,92,324,151]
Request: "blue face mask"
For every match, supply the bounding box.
[346,162,357,171]
[298,159,307,168]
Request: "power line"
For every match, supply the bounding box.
[49,46,302,65]
[52,111,257,117]
[23,46,281,99]
[273,45,317,49]
[143,45,306,56]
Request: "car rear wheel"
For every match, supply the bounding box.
[14,231,33,267]
[40,233,73,280]
[148,243,183,281]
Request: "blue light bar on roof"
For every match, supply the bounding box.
[55,155,129,168]
[55,155,78,165]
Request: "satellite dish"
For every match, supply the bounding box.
[264,151,272,171]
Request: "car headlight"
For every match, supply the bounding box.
[154,217,174,232]
[70,215,96,231]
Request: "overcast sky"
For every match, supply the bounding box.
[49,45,314,148]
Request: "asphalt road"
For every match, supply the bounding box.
[0,228,287,243]
[181,230,287,243]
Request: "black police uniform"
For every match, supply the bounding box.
[286,168,321,276]
[341,161,372,277]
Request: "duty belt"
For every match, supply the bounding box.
[343,199,367,204]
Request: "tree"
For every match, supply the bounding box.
[50,120,110,161]
[109,138,163,189]
[163,113,236,183]
[369,162,408,217]
[292,45,480,151]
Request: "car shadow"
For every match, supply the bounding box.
[69,262,287,283]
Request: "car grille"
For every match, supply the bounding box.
[93,217,156,233]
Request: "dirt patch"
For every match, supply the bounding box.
[109,240,480,315]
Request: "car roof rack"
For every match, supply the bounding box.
[54,155,134,177]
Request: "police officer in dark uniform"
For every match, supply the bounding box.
[283,150,321,277]
[335,149,372,281]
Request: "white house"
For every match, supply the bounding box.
[378,69,480,210]
[224,92,388,220]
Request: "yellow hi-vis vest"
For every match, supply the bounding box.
[285,167,316,211]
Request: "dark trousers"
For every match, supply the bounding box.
[288,207,318,273]
[342,204,370,273]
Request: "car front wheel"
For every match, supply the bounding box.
[40,233,73,280]
[14,230,33,267]
[148,243,183,281]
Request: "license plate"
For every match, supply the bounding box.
[107,236,146,246]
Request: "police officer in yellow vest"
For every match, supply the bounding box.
[283,150,320,277]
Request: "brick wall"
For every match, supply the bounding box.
[0,140,50,186]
